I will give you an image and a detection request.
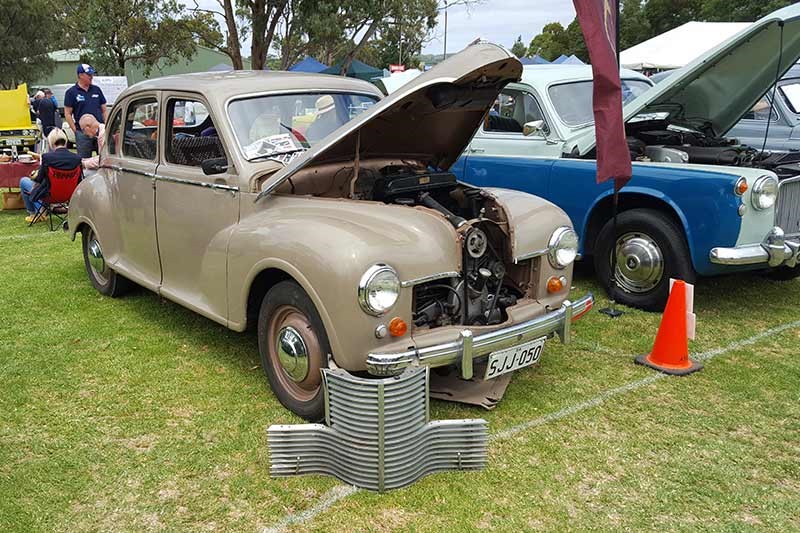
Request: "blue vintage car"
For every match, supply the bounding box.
[453,6,800,311]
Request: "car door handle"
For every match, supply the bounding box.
[469,148,485,153]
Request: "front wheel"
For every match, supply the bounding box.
[257,281,331,421]
[594,209,695,312]
[82,227,131,297]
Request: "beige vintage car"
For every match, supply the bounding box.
[67,44,593,420]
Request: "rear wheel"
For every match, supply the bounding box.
[258,281,330,421]
[594,209,695,311]
[82,227,131,297]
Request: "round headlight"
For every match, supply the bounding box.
[358,264,400,316]
[548,226,579,269]
[751,175,778,210]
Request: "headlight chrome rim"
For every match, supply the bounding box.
[358,263,400,316]
[751,175,778,211]
[548,226,579,269]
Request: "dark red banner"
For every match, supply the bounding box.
[573,0,632,190]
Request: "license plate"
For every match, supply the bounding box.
[2,138,23,146]
[484,336,546,380]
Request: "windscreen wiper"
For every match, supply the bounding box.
[248,148,306,162]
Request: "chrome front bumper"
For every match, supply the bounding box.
[366,294,594,378]
[710,226,800,268]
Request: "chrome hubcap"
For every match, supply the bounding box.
[88,237,106,275]
[276,326,310,382]
[613,232,664,293]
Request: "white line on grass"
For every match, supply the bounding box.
[0,231,61,243]
[263,320,800,531]
[494,319,800,440]
[261,484,359,533]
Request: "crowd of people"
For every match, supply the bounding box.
[22,63,107,223]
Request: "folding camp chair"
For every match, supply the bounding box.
[30,165,82,231]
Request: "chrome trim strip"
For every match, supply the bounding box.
[366,294,594,376]
[399,271,460,288]
[513,248,548,264]
[460,330,473,380]
[156,174,239,192]
[101,164,239,192]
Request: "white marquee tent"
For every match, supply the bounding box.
[620,21,751,71]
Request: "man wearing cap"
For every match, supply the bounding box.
[64,64,108,158]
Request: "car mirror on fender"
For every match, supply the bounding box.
[202,157,228,175]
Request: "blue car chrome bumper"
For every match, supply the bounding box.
[710,226,800,268]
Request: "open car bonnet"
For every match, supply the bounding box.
[572,4,800,156]
[259,43,522,197]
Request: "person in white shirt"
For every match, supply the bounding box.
[78,114,106,172]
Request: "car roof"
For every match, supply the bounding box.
[121,70,383,104]
[519,64,650,86]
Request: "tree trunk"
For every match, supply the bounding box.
[222,0,244,69]
[339,16,382,76]
[251,0,287,71]
[250,0,267,70]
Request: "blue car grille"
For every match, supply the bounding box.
[776,177,800,237]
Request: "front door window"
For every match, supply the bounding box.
[485,89,548,136]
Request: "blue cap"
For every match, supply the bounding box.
[77,63,96,75]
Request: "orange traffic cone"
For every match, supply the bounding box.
[635,279,702,375]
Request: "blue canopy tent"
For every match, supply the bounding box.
[289,56,328,73]
[321,59,383,81]
[552,54,570,64]
[519,55,550,65]
[561,54,585,65]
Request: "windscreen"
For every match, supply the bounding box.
[548,79,653,127]
[227,92,379,162]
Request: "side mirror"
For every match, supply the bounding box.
[523,120,546,137]
[202,157,228,175]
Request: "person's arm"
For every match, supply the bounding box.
[64,106,76,133]
[34,160,47,183]
[82,155,100,170]
[101,103,108,123]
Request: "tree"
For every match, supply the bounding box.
[190,0,245,69]
[510,35,527,58]
[619,0,650,51]
[59,0,210,76]
[641,0,702,38]
[700,0,794,22]
[564,19,588,62]
[527,22,568,62]
[0,0,56,88]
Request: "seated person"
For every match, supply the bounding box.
[305,95,341,142]
[78,114,105,171]
[19,128,82,223]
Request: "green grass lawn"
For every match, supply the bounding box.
[1,209,799,532]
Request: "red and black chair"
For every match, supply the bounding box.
[30,166,82,231]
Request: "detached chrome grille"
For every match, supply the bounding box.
[776,176,800,237]
[268,367,488,492]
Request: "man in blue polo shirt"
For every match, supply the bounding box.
[64,64,108,158]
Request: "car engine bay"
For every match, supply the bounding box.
[279,161,536,329]
[624,119,800,179]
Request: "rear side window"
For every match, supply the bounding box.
[123,97,159,161]
[106,109,122,155]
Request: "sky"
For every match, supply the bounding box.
[422,0,576,55]
[192,0,577,59]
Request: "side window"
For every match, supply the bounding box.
[485,89,547,135]
[779,83,800,114]
[743,96,779,121]
[106,109,122,155]
[165,98,226,168]
[123,97,159,161]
